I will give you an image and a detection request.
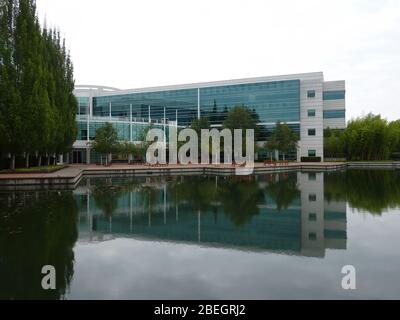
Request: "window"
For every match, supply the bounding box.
[308,232,317,241]
[307,90,316,98]
[323,110,346,119]
[308,129,316,136]
[308,109,316,117]
[81,129,88,141]
[323,90,345,100]
[308,172,317,181]
[308,149,316,157]
[309,194,317,202]
[309,213,317,222]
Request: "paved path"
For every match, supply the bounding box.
[0,162,346,180]
[0,166,83,180]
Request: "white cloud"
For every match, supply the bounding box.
[36,0,400,120]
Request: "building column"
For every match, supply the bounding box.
[148,105,151,123]
[130,104,133,142]
[86,148,91,165]
[197,88,200,119]
[66,152,70,164]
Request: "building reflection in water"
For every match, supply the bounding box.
[74,172,347,258]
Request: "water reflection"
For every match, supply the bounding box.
[75,172,347,258]
[2,169,400,299]
[0,192,78,299]
[325,169,400,214]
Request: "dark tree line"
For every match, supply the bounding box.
[0,0,77,169]
[324,114,400,161]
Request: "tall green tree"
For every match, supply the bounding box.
[190,117,210,136]
[92,123,118,165]
[267,122,299,160]
[343,114,391,161]
[0,0,77,169]
[388,120,400,159]
[324,128,345,159]
[135,124,153,162]
[223,105,258,156]
[0,0,22,169]
[223,105,257,132]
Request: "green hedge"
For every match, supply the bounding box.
[301,157,322,163]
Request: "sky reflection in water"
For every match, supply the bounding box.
[1,170,400,299]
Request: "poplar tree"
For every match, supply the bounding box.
[0,0,77,169]
[0,0,22,169]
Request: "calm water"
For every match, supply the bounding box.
[1,169,400,300]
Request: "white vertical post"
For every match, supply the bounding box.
[109,102,112,120]
[87,108,90,142]
[89,92,93,117]
[148,105,151,123]
[130,104,133,142]
[78,100,81,116]
[176,109,178,127]
[197,88,200,119]
[163,107,166,143]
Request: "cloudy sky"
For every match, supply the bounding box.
[36,0,400,121]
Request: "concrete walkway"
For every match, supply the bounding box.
[0,162,348,190]
[0,165,83,180]
[2,161,399,191]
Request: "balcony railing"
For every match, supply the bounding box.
[76,115,178,126]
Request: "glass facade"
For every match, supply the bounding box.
[77,97,89,115]
[200,80,300,125]
[93,89,198,127]
[90,79,300,142]
[323,109,345,119]
[77,119,168,142]
[323,91,345,100]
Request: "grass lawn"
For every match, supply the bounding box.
[0,165,68,174]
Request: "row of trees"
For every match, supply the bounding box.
[92,123,151,165]
[190,106,298,161]
[325,114,400,161]
[91,106,299,164]
[0,0,77,169]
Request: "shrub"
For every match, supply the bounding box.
[301,157,322,163]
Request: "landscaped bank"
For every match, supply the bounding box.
[1,162,399,190]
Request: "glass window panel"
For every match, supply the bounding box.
[323,109,345,119]
[323,91,345,100]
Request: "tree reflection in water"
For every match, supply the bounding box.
[0,192,78,299]
[264,173,300,211]
[325,169,400,214]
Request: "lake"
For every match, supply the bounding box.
[1,169,400,299]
